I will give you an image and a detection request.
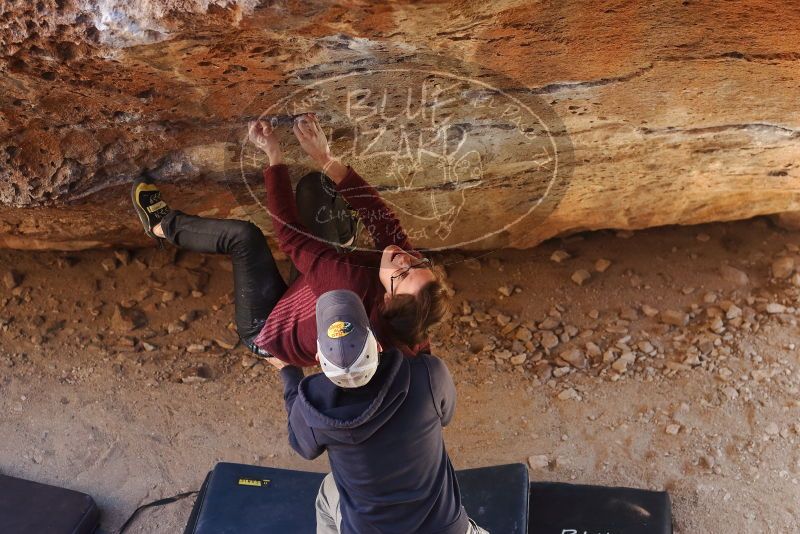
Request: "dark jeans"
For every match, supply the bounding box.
[159,172,353,356]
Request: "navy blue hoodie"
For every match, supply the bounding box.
[279,348,468,534]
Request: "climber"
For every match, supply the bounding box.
[130,113,448,367]
[277,288,488,534]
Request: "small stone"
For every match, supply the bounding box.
[186,344,206,353]
[539,317,560,330]
[533,362,553,380]
[552,366,570,377]
[638,340,655,354]
[510,354,527,365]
[720,264,749,286]
[696,233,711,242]
[496,313,512,326]
[114,250,132,265]
[585,342,602,358]
[167,320,187,335]
[766,302,786,314]
[699,455,715,469]
[725,305,742,320]
[594,258,612,273]
[616,230,634,239]
[101,258,117,272]
[214,336,239,350]
[161,291,176,303]
[498,285,513,297]
[191,290,204,298]
[765,422,780,436]
[550,250,571,263]
[559,348,587,368]
[3,270,22,289]
[792,272,800,287]
[665,424,681,435]
[515,327,533,342]
[527,455,549,470]
[571,269,591,286]
[540,331,559,350]
[142,342,157,352]
[558,388,581,401]
[611,352,635,373]
[587,309,600,319]
[660,309,688,327]
[493,349,513,361]
[111,305,145,332]
[722,386,739,400]
[771,256,795,279]
[180,365,212,384]
[641,304,659,317]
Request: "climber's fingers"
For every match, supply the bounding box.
[258,119,274,137]
[292,120,305,140]
[247,120,264,145]
[295,115,315,138]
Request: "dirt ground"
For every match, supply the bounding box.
[2,217,799,533]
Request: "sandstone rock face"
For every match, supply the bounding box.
[1,1,799,251]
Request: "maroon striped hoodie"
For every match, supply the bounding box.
[253,164,426,366]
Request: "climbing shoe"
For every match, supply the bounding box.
[131,173,170,243]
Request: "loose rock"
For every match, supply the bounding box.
[515,327,533,342]
[771,256,795,279]
[557,388,581,401]
[660,309,688,327]
[641,304,659,317]
[540,331,559,350]
[571,269,591,286]
[550,250,571,263]
[594,258,612,273]
[180,365,212,384]
[527,455,549,470]
[111,305,145,332]
[559,348,587,368]
[2,270,21,290]
[101,258,117,272]
[719,264,749,285]
[510,354,527,365]
[766,303,786,314]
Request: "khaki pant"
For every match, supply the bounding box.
[315,473,490,534]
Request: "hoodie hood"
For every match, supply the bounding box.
[295,349,409,445]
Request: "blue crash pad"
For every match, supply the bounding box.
[184,462,529,533]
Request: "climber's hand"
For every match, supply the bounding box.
[248,119,283,166]
[293,113,332,168]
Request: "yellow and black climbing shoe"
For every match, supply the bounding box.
[131,174,170,243]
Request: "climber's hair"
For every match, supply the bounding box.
[381,280,450,348]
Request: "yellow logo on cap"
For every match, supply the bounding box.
[328,321,353,339]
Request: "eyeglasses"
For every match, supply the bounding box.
[390,257,433,296]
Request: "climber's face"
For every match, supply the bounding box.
[379,245,436,297]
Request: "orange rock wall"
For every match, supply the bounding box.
[1,0,799,250]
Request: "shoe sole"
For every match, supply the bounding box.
[131,178,160,241]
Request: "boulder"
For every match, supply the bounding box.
[1,1,799,251]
